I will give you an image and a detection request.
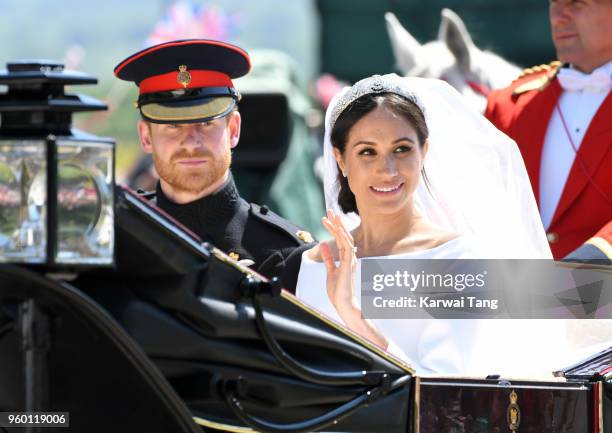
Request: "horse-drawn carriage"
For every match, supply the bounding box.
[1,61,610,433]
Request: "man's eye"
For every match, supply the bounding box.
[167,124,180,130]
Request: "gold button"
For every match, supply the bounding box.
[546,232,558,243]
[296,230,314,243]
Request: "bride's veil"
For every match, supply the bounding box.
[323,74,552,259]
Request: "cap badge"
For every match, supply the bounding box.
[177,65,191,88]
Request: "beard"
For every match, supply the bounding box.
[153,147,231,194]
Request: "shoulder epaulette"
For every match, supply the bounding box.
[249,203,316,245]
[513,61,562,95]
[516,61,562,80]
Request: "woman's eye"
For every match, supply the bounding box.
[394,145,412,153]
[358,148,376,156]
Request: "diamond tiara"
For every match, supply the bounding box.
[330,74,425,128]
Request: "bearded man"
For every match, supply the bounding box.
[114,39,314,289]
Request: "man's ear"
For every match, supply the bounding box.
[228,111,241,149]
[137,120,153,154]
[333,147,346,174]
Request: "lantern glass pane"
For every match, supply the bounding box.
[55,140,114,265]
[0,140,47,263]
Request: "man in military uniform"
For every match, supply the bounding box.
[485,0,612,259]
[114,39,314,290]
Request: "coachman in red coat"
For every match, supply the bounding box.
[485,62,612,258]
[485,0,612,259]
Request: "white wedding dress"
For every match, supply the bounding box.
[300,74,607,378]
[296,237,572,377]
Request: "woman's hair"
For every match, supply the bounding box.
[331,92,429,214]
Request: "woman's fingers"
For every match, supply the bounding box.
[327,210,355,260]
[320,241,336,273]
[322,215,348,253]
[322,209,357,263]
[333,211,355,244]
[329,210,355,247]
[321,217,341,245]
[322,211,357,309]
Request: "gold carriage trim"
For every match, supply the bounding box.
[507,390,521,432]
[586,236,612,260]
[281,290,416,374]
[193,415,258,432]
[211,245,415,375]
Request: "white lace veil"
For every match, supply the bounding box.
[323,74,552,259]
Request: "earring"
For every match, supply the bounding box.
[342,171,347,178]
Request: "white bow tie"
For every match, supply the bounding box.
[557,67,612,92]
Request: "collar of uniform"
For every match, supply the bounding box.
[558,61,612,93]
[155,174,241,228]
[564,60,612,77]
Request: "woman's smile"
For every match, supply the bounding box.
[370,182,404,195]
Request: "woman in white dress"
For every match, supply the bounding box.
[295,74,567,376]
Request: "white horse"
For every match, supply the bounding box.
[385,9,521,112]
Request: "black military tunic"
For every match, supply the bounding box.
[150,175,314,291]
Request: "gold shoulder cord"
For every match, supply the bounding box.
[516,60,562,80]
[513,61,563,95]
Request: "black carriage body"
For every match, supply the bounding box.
[1,184,611,432]
[416,377,605,433]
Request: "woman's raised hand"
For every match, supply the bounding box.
[320,209,388,349]
[320,209,357,310]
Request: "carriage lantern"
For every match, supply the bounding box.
[0,60,114,266]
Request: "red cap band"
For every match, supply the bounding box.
[139,69,233,95]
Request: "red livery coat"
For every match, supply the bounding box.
[485,63,612,258]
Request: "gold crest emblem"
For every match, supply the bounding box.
[296,230,314,243]
[228,252,240,261]
[507,390,520,432]
[177,65,191,88]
